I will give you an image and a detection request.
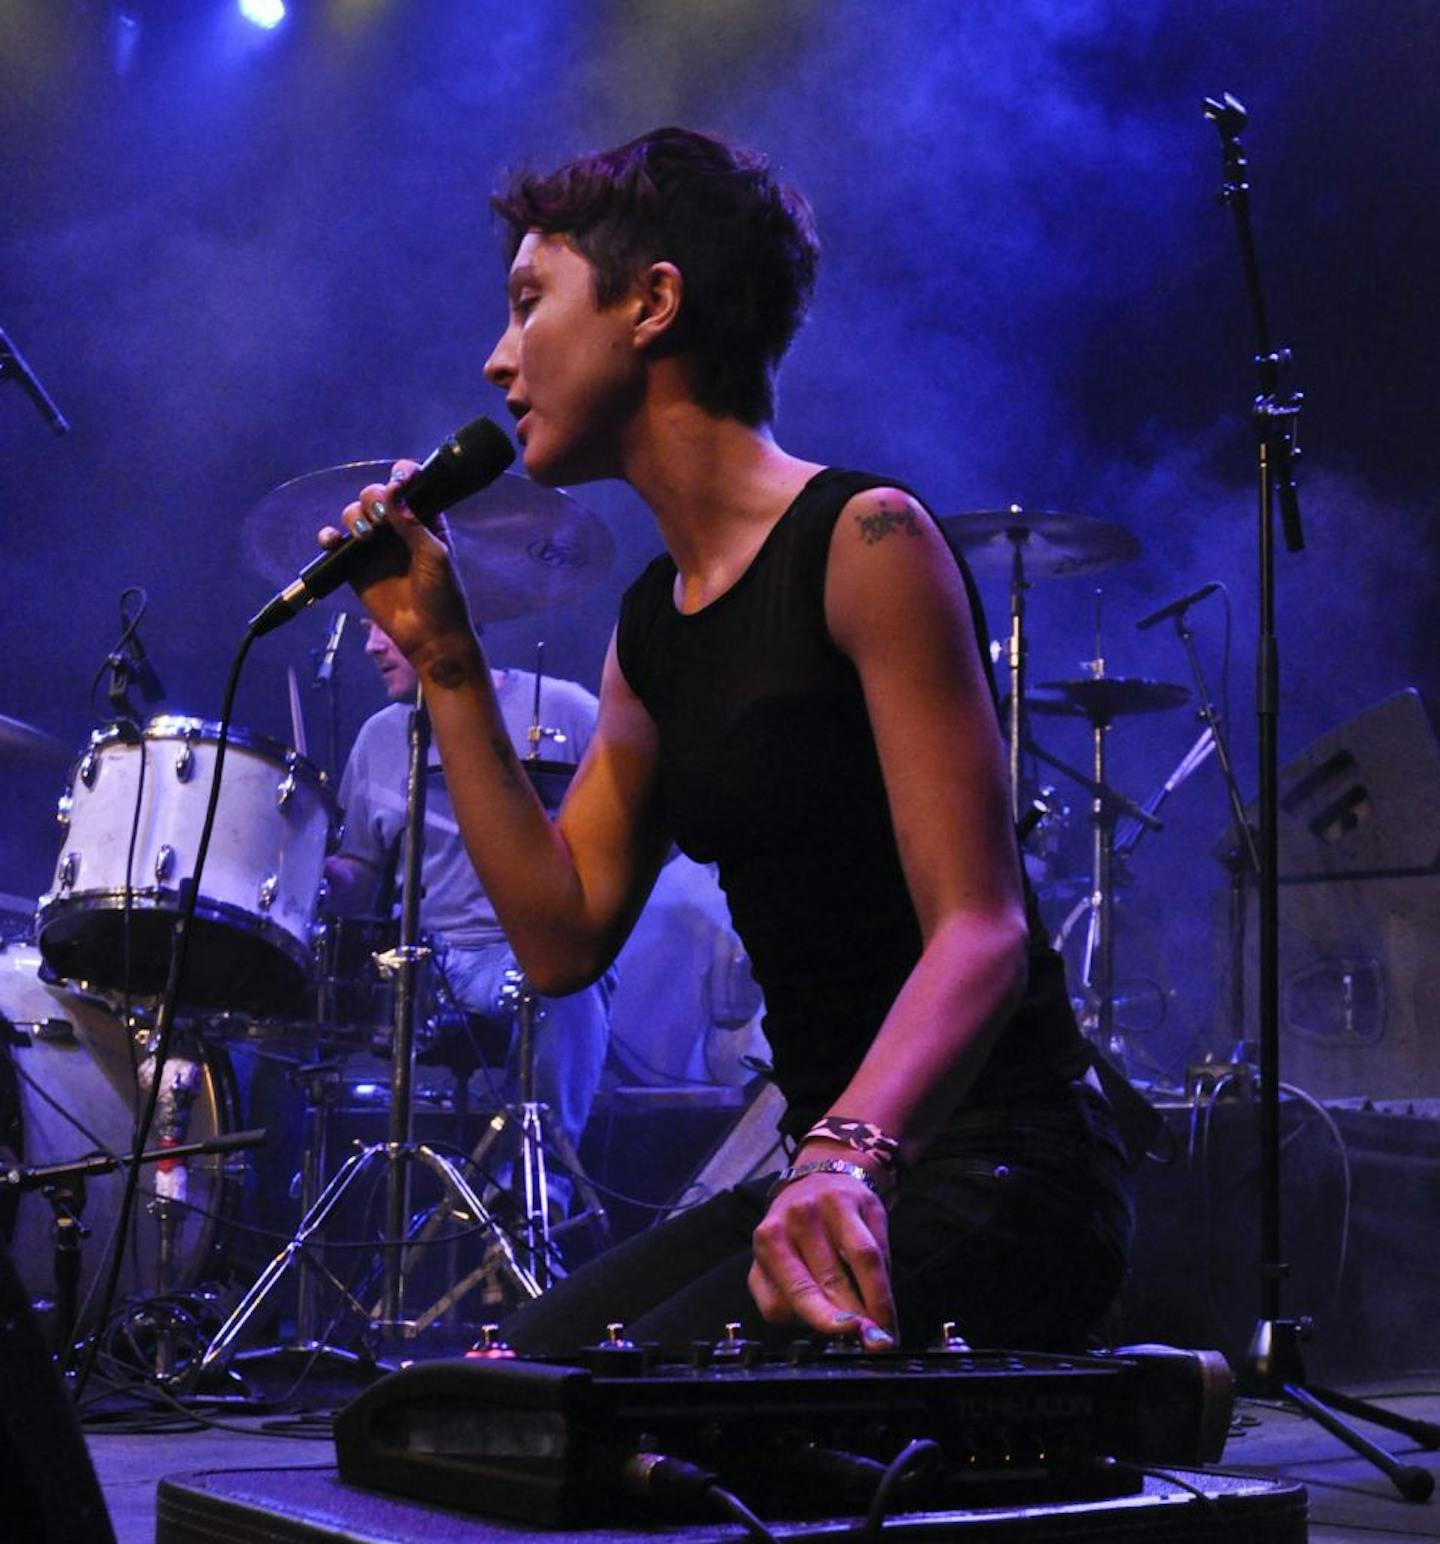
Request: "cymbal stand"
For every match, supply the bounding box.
[398,970,613,1332]
[1027,724,1161,1055]
[1003,520,1031,825]
[199,690,539,1380]
[1204,90,1438,1499]
[1145,596,1259,1065]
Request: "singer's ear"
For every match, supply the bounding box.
[632,261,684,354]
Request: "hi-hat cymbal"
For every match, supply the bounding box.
[940,507,1141,577]
[0,713,69,769]
[1027,678,1191,721]
[242,461,615,623]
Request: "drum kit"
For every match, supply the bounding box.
[0,464,621,1387]
[0,467,1226,1387]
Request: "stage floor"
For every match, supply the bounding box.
[85,1372,1440,1543]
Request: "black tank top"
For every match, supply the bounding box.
[617,468,1087,1134]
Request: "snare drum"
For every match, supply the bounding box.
[0,943,239,1324]
[37,717,336,1014]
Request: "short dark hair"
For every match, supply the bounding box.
[491,127,819,426]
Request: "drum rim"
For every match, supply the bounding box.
[72,716,333,791]
[35,887,316,979]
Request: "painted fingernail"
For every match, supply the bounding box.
[862,1325,894,1347]
[369,499,387,520]
[833,1311,858,1325]
[353,516,371,536]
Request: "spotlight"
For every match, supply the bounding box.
[238,0,286,28]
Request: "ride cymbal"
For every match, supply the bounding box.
[242,461,615,623]
[939,507,1140,577]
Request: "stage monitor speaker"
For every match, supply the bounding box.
[1218,688,1440,1099]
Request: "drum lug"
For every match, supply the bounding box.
[155,844,176,884]
[276,750,309,810]
[175,742,195,782]
[58,850,80,891]
[55,789,73,829]
[79,747,100,788]
[257,872,279,911]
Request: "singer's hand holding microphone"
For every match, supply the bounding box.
[248,414,516,653]
[328,460,476,658]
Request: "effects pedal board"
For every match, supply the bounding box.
[334,1329,1232,1528]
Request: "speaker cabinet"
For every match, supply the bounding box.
[1220,689,1440,1099]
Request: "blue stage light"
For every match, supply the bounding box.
[238,0,286,29]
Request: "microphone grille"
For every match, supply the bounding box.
[452,414,517,487]
[404,415,516,520]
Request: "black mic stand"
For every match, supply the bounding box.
[1,1129,267,1369]
[1204,91,1439,1501]
[197,688,541,1382]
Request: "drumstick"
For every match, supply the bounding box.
[286,665,309,758]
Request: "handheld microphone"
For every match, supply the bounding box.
[1136,581,1220,632]
[248,415,515,637]
[314,611,348,685]
[0,327,70,435]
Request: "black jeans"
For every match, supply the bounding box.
[501,1078,1134,1355]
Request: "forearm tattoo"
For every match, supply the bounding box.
[854,502,921,545]
[426,656,470,690]
[489,732,523,790]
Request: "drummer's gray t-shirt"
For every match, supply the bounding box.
[333,669,599,951]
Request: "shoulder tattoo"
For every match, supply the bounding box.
[854,500,921,546]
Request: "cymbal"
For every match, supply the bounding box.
[0,713,69,769]
[242,461,615,623]
[1027,678,1191,721]
[939,508,1140,577]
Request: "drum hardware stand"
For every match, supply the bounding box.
[214,1056,377,1386]
[311,610,349,782]
[394,647,609,1324]
[1026,720,1160,1060]
[0,323,69,433]
[396,969,613,1332]
[1141,589,1261,1068]
[1002,517,1032,825]
[198,690,540,1382]
[1204,91,1439,1500]
[0,1129,266,1374]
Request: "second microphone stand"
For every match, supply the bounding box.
[1205,90,1438,1500]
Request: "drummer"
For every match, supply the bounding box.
[324,617,611,1215]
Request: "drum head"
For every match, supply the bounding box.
[38,903,310,1013]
